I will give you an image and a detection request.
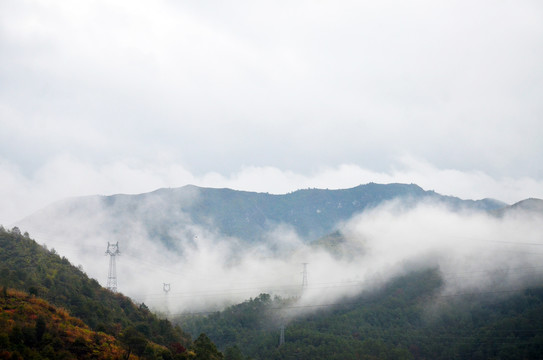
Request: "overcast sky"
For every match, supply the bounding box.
[1,0,543,224]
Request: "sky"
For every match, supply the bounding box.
[1,0,543,225]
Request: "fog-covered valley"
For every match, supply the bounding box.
[13,184,543,318]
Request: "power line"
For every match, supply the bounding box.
[480,239,543,246]
[131,264,543,301]
[168,286,543,318]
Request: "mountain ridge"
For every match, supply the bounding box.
[17,183,508,248]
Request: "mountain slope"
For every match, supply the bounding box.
[0,227,196,358]
[178,269,543,360]
[17,183,506,248]
[0,288,128,359]
[493,198,543,217]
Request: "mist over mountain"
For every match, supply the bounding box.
[178,269,543,359]
[0,227,216,359]
[4,0,543,357]
[14,182,541,314]
[4,183,543,358]
[493,198,543,218]
[17,182,505,249]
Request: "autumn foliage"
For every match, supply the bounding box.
[0,287,128,359]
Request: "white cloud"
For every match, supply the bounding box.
[1,0,542,180]
[17,193,543,316]
[2,154,543,227]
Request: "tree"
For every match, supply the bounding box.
[224,345,244,360]
[120,327,148,359]
[9,325,23,345]
[193,333,223,360]
[35,316,46,342]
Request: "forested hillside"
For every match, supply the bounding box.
[17,183,506,248]
[179,269,543,359]
[1,288,129,359]
[0,227,223,359]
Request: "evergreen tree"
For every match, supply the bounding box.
[193,333,224,360]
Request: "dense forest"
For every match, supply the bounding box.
[0,227,223,359]
[179,269,543,359]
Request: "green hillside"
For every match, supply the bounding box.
[0,227,223,360]
[18,183,507,249]
[178,269,543,359]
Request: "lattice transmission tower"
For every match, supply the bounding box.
[302,263,308,290]
[279,324,285,346]
[163,283,171,315]
[105,242,120,292]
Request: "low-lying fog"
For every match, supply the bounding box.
[16,199,543,318]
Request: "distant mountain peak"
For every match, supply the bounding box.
[17,183,508,248]
[489,198,543,218]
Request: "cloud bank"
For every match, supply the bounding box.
[2,154,543,226]
[18,194,543,317]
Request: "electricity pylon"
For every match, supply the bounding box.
[302,263,308,290]
[163,283,171,315]
[105,242,120,292]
